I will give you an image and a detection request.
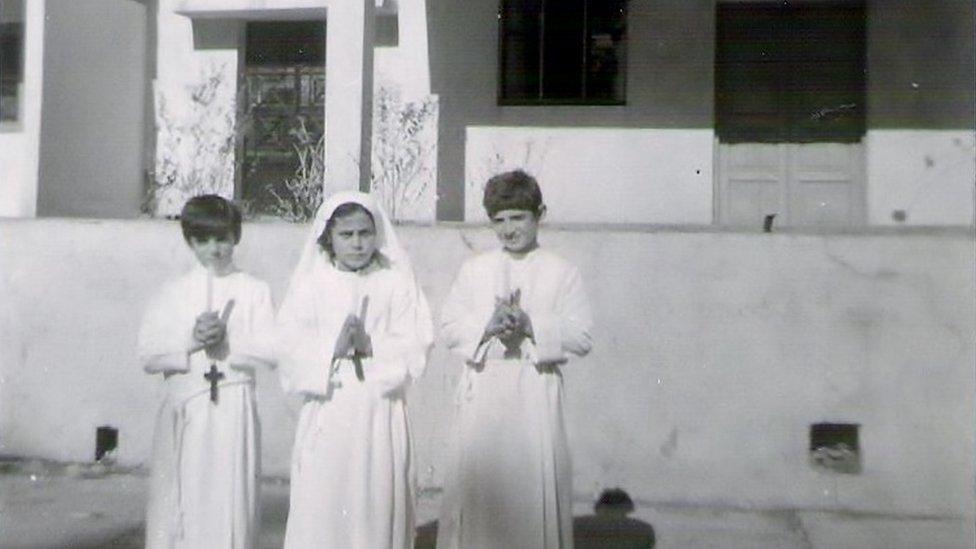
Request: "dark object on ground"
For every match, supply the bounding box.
[415,488,656,548]
[575,488,656,548]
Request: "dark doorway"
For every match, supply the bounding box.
[238,20,326,213]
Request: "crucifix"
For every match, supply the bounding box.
[201,269,235,404]
[204,269,223,404]
[204,364,225,404]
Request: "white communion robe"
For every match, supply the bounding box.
[276,264,431,549]
[437,248,593,549]
[138,265,275,549]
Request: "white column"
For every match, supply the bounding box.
[0,0,45,217]
[398,0,430,102]
[325,0,375,194]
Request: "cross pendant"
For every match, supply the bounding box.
[204,363,225,404]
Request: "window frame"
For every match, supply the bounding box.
[234,19,327,212]
[0,2,25,132]
[497,0,628,107]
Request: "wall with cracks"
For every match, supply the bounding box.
[1,218,972,517]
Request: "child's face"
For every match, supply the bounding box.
[490,209,540,254]
[189,233,235,273]
[330,210,377,271]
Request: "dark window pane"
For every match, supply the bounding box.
[716,1,865,143]
[245,21,325,67]
[542,0,585,100]
[786,3,866,142]
[499,0,625,105]
[500,0,542,101]
[585,0,626,101]
[240,21,326,212]
[0,1,25,123]
[716,4,790,142]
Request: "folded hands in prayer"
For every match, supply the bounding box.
[334,314,373,361]
[483,289,534,349]
[191,311,227,355]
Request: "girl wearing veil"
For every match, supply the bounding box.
[276,191,433,548]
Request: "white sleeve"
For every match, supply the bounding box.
[137,285,193,375]
[228,280,277,371]
[439,261,492,363]
[529,266,593,365]
[275,280,339,396]
[364,273,434,395]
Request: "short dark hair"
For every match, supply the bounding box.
[317,202,376,257]
[180,194,242,244]
[482,169,544,218]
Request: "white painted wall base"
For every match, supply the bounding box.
[866,130,976,226]
[464,127,715,224]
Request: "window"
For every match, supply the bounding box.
[238,21,326,212]
[1,0,24,125]
[715,1,866,143]
[499,0,626,105]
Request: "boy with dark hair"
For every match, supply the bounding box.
[437,170,594,548]
[138,194,275,549]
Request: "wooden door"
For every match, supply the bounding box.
[715,1,866,227]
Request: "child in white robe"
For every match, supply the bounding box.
[138,195,275,549]
[276,191,433,549]
[437,170,594,549]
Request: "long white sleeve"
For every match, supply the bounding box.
[363,273,433,394]
[440,261,491,363]
[529,265,593,366]
[227,281,276,371]
[275,279,339,396]
[137,284,192,374]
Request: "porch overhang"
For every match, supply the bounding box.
[174,0,395,20]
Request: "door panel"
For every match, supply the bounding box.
[718,142,864,227]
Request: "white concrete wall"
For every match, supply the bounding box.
[0,0,43,218]
[464,127,715,224]
[866,130,976,225]
[1,219,972,518]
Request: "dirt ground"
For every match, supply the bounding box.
[1,458,972,548]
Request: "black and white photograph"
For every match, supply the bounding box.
[0,0,974,547]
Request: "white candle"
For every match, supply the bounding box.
[359,295,370,324]
[206,268,214,312]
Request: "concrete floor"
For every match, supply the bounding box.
[1,460,973,548]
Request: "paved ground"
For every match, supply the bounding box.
[1,459,972,548]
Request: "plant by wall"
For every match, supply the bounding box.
[265,118,326,222]
[147,69,438,223]
[370,85,438,222]
[146,63,239,217]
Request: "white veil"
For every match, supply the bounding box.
[282,190,433,349]
[286,191,410,287]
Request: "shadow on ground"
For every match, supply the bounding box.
[415,515,656,548]
[73,514,657,549]
[416,490,656,548]
[3,460,653,549]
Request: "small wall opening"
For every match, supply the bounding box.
[809,422,860,474]
[95,426,118,462]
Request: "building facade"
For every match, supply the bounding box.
[1,0,973,226]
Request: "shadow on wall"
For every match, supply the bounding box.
[416,488,656,548]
